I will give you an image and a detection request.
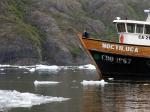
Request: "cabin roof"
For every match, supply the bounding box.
[113,20,150,25]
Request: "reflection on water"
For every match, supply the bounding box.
[82,81,150,112]
[0,65,150,112]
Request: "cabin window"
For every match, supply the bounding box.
[117,23,126,32]
[136,24,143,33]
[145,25,150,34]
[127,23,135,33]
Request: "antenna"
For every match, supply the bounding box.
[144,9,150,22]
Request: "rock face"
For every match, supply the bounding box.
[0,0,150,65]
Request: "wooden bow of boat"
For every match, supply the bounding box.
[77,33,150,78]
[77,33,102,79]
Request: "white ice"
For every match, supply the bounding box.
[29,65,60,73]
[35,65,59,70]
[0,90,70,111]
[108,78,114,81]
[34,80,60,86]
[0,64,96,73]
[78,64,96,70]
[81,80,108,86]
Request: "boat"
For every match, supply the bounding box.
[78,9,150,79]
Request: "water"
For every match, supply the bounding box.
[0,65,150,112]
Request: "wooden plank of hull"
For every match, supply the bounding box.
[82,38,150,58]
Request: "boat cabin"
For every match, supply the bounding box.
[113,9,150,46]
[114,20,150,34]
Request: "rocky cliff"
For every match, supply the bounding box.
[0,0,150,65]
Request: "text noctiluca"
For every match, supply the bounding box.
[102,43,138,53]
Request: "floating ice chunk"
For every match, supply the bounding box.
[0,68,4,71]
[29,68,36,72]
[36,65,59,70]
[78,64,96,70]
[108,78,114,81]
[34,80,60,86]
[81,80,108,86]
[143,83,149,85]
[0,65,10,67]
[28,65,60,73]
[34,65,60,73]
[0,90,70,111]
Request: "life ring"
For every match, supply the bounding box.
[119,34,124,43]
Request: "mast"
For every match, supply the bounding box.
[144,9,150,22]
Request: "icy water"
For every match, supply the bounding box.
[1,65,150,112]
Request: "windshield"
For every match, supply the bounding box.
[145,25,150,34]
[127,23,135,33]
[136,24,143,33]
[117,23,126,33]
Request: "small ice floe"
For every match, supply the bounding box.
[34,80,60,86]
[35,65,59,70]
[0,65,10,67]
[78,64,96,70]
[81,80,108,86]
[0,90,70,111]
[29,68,36,72]
[0,68,4,71]
[23,71,29,74]
[18,66,27,69]
[108,78,114,81]
[29,65,60,73]
[143,83,149,86]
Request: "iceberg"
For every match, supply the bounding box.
[0,90,70,111]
